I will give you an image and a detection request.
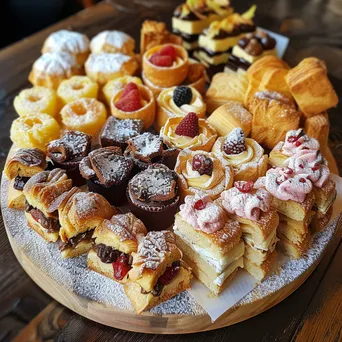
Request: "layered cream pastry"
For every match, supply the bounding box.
[175,150,234,200]
[195,6,256,75]
[160,112,217,152]
[174,194,244,294]
[255,167,316,259]
[155,85,206,131]
[225,30,277,74]
[220,181,279,281]
[212,127,268,181]
[172,0,234,54]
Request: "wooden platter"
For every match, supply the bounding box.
[2,172,341,334]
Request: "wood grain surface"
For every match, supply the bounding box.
[0,0,342,341]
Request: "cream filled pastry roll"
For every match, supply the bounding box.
[219,181,279,281]
[175,150,234,201]
[212,127,268,181]
[155,85,206,132]
[174,194,244,294]
[160,112,217,152]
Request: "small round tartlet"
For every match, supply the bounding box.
[160,115,217,152]
[142,44,189,88]
[10,113,60,150]
[14,86,57,117]
[175,150,234,201]
[155,85,206,131]
[61,98,107,135]
[57,76,99,106]
[212,128,268,181]
[111,84,156,129]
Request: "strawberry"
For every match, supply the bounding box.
[121,82,138,98]
[159,45,176,60]
[149,54,173,67]
[116,88,142,112]
[234,181,254,193]
[112,254,131,280]
[175,112,199,138]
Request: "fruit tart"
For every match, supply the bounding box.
[143,44,189,88]
[174,194,244,294]
[160,112,217,152]
[111,82,156,129]
[155,85,206,131]
[212,127,268,181]
[124,230,192,313]
[126,164,180,231]
[175,150,234,200]
[79,146,134,206]
[88,212,147,283]
[46,131,91,186]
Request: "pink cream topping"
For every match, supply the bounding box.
[179,195,226,234]
[282,129,320,157]
[220,181,271,221]
[254,167,313,203]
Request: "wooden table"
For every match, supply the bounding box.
[0,1,341,341]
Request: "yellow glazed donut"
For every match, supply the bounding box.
[57,76,99,106]
[61,98,107,135]
[10,113,60,150]
[14,86,57,117]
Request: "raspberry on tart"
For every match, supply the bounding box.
[174,112,199,138]
[115,82,143,112]
[192,154,213,176]
[149,45,177,67]
[223,128,247,155]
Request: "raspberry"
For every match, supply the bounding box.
[192,154,213,176]
[159,261,180,285]
[173,86,193,107]
[312,165,319,171]
[234,181,254,193]
[282,167,294,175]
[116,88,142,112]
[121,82,138,98]
[295,141,302,147]
[194,199,206,210]
[149,54,173,67]
[159,45,176,60]
[112,254,131,280]
[175,112,199,138]
[223,128,246,155]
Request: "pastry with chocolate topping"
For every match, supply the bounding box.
[124,132,178,172]
[47,131,91,186]
[79,146,134,205]
[100,117,144,151]
[58,187,118,258]
[88,212,147,283]
[5,148,47,209]
[126,164,180,231]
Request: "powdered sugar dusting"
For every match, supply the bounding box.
[85,53,131,74]
[34,52,78,76]
[90,31,131,53]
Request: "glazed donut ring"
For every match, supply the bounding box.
[10,113,60,150]
[61,98,107,135]
[14,86,58,117]
[57,76,99,106]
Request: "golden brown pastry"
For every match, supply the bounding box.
[205,72,248,114]
[58,187,118,258]
[207,101,253,137]
[247,91,300,149]
[183,61,207,96]
[304,112,329,152]
[285,57,338,117]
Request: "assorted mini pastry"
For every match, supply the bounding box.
[175,150,234,200]
[172,0,234,54]
[88,212,147,283]
[46,130,91,186]
[23,168,73,242]
[155,85,206,131]
[111,82,156,129]
[5,148,47,209]
[124,230,192,313]
[160,112,217,152]
[174,194,244,294]
[58,187,117,258]
[79,146,134,206]
[220,181,279,281]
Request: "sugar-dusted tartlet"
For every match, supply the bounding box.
[10,113,60,151]
[175,150,234,200]
[143,44,189,88]
[29,52,83,90]
[14,86,58,118]
[212,128,268,181]
[155,85,206,131]
[111,82,156,129]
[160,112,217,152]
[42,29,90,65]
[85,52,138,86]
